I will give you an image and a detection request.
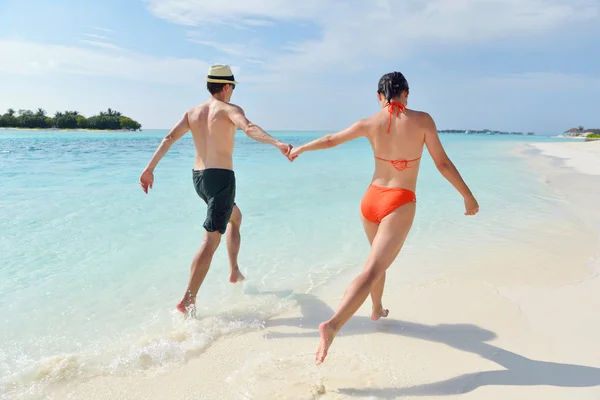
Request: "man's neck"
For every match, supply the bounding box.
[212,93,228,102]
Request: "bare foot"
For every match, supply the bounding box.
[176,292,196,317]
[371,306,389,321]
[229,267,245,283]
[316,322,337,365]
[176,301,186,313]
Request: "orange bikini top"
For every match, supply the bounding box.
[375,100,421,172]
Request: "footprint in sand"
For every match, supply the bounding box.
[226,351,401,399]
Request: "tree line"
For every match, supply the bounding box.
[0,108,142,131]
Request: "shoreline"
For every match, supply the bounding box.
[43,141,600,399]
[530,140,600,176]
[0,127,140,132]
[0,127,554,136]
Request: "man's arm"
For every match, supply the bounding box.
[143,112,190,172]
[139,112,189,193]
[228,105,290,154]
[293,120,367,156]
[423,113,478,213]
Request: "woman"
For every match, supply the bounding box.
[289,71,479,365]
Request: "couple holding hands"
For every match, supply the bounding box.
[139,64,478,364]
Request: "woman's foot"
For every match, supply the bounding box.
[371,306,389,321]
[316,321,337,365]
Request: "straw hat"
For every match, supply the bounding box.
[206,64,238,84]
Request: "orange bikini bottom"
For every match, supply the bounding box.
[360,185,416,224]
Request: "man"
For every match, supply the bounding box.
[139,64,293,314]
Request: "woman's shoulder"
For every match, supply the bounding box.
[406,108,432,119]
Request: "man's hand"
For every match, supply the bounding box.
[277,142,293,160]
[464,195,479,216]
[140,169,154,194]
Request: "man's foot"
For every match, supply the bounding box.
[229,267,245,283]
[176,292,196,317]
[316,322,337,365]
[371,306,389,321]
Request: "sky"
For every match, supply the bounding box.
[0,0,599,134]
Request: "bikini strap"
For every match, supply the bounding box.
[386,101,406,133]
[374,155,422,171]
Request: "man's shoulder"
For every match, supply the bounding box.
[225,102,244,114]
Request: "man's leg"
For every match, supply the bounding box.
[226,205,245,283]
[177,230,222,314]
[361,216,388,321]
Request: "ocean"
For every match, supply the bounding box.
[0,129,572,399]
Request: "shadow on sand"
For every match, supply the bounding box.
[264,293,600,398]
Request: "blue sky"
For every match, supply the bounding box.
[1,0,599,133]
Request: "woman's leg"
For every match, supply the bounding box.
[316,202,416,364]
[361,216,388,320]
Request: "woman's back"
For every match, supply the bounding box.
[366,105,427,191]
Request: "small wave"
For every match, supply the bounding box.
[0,293,297,400]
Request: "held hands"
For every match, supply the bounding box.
[288,146,304,162]
[277,141,303,162]
[277,142,294,161]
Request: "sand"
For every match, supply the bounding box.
[532,140,600,176]
[53,140,600,400]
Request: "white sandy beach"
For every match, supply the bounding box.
[533,140,600,176]
[50,140,600,400]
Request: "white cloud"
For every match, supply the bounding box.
[148,0,599,75]
[83,33,108,40]
[186,29,266,64]
[89,26,114,33]
[146,0,325,26]
[78,40,124,52]
[0,39,212,86]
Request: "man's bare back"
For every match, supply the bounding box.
[187,99,237,171]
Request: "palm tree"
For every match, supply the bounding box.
[54,112,63,119]
[106,108,122,117]
[7,108,15,117]
[36,108,46,117]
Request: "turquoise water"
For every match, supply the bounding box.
[0,129,570,398]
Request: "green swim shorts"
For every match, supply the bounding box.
[192,168,236,234]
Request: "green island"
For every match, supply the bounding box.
[0,108,141,131]
[438,129,535,135]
